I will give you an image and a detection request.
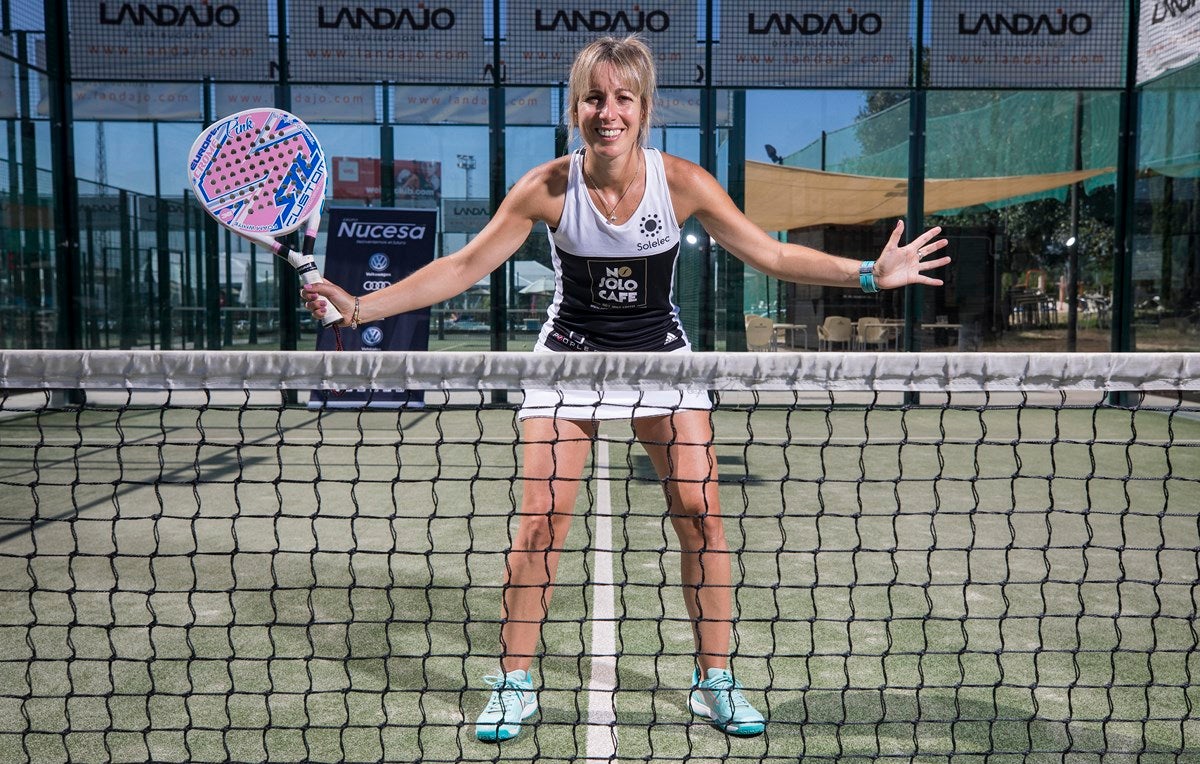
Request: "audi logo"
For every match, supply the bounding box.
[362,280,392,291]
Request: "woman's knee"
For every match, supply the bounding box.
[664,479,720,520]
[670,508,727,551]
[511,506,573,552]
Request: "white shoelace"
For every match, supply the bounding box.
[482,675,520,713]
[704,674,752,710]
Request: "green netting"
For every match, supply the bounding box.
[1139,62,1200,178]
[783,63,1200,213]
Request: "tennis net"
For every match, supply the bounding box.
[1,349,1198,763]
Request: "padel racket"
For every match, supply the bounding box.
[186,108,343,327]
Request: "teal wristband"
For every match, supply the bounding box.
[859,261,879,293]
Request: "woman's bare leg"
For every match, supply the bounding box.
[498,416,597,672]
[633,409,731,671]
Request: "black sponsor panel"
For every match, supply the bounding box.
[929,1,1124,88]
[504,0,700,86]
[69,0,273,82]
[288,0,488,83]
[587,258,649,309]
[311,207,437,407]
[713,1,910,88]
[547,245,687,351]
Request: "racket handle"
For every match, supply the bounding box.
[286,248,344,327]
[300,271,345,328]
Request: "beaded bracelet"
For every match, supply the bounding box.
[350,296,361,329]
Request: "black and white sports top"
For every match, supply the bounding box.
[536,147,690,353]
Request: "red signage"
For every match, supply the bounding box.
[333,157,442,205]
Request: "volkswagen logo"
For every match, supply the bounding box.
[368,253,390,271]
[361,326,384,347]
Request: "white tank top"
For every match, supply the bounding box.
[536,147,690,352]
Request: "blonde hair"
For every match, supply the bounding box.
[566,36,657,147]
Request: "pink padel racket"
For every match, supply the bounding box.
[186,108,344,328]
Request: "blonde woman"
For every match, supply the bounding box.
[303,36,949,742]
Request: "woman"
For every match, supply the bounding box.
[303,36,950,743]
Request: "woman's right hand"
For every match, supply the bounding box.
[302,281,355,327]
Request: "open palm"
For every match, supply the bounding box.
[875,220,951,290]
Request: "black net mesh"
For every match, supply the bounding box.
[1,349,1198,762]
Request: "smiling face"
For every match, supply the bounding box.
[566,37,656,152]
[575,64,644,158]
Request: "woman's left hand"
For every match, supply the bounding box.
[874,220,951,290]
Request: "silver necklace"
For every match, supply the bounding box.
[583,155,640,224]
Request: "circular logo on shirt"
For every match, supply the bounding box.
[368,253,390,271]
[361,326,384,347]
[641,213,662,238]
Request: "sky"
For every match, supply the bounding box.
[744,90,866,165]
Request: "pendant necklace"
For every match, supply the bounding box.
[584,154,640,224]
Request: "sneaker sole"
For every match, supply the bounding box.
[689,697,765,737]
[475,701,539,743]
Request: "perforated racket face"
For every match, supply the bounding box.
[187,108,326,236]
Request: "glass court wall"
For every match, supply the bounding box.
[2,1,1197,352]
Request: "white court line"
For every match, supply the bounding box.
[586,439,618,763]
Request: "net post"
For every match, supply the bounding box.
[152,123,173,350]
[199,82,223,351]
[274,0,302,403]
[903,3,927,405]
[1066,92,1083,352]
[118,190,136,349]
[1111,0,1140,353]
[223,228,235,348]
[381,85,395,207]
[488,8,508,405]
[44,0,83,354]
[697,44,717,352]
[725,91,748,352]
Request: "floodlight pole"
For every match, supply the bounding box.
[457,154,476,201]
[903,1,927,358]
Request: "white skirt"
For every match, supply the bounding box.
[517,345,712,421]
[518,388,712,420]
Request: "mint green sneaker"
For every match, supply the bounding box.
[689,667,765,737]
[475,669,538,742]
